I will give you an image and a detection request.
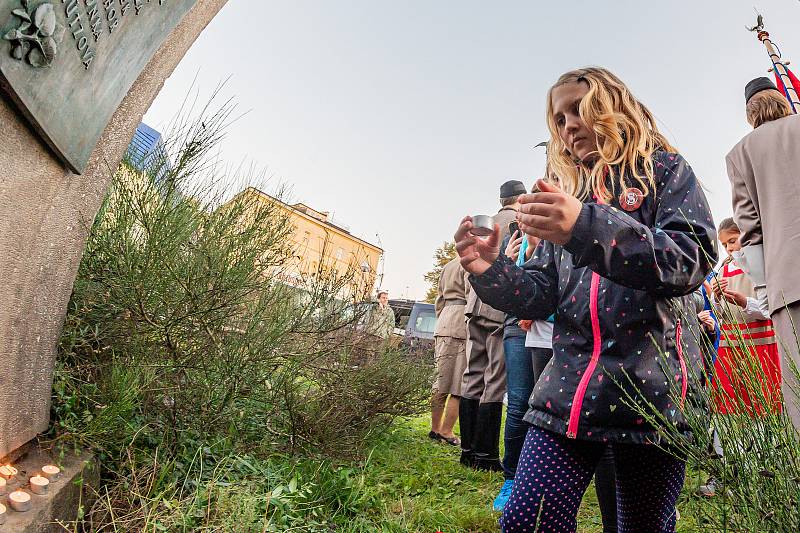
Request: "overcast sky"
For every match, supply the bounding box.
[144,0,800,301]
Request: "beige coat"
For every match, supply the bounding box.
[727,114,800,313]
[434,258,467,339]
[464,206,518,323]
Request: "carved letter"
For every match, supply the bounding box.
[84,0,101,41]
[65,0,79,18]
[81,49,94,69]
[70,21,84,40]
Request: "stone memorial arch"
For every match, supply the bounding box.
[0,0,227,460]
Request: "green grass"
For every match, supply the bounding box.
[353,415,711,532]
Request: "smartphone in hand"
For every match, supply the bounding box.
[508,221,520,236]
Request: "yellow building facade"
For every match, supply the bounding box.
[237,187,383,295]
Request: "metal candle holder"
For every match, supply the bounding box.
[470,215,495,237]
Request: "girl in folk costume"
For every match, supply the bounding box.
[454,67,716,532]
[711,218,781,414]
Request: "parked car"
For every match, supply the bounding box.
[388,298,414,337]
[389,299,436,354]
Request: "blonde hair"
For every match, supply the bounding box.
[746,90,792,128]
[545,67,676,202]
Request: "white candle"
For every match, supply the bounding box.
[29,475,49,495]
[0,476,7,495]
[0,503,6,524]
[8,490,31,512]
[0,464,18,480]
[41,464,60,481]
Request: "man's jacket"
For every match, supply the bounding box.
[728,114,800,313]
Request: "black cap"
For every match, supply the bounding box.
[500,180,526,198]
[745,77,779,103]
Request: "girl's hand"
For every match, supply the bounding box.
[722,289,748,308]
[698,310,715,332]
[454,216,501,275]
[517,179,582,245]
[525,234,540,261]
[711,278,728,298]
[504,231,523,261]
[702,280,713,297]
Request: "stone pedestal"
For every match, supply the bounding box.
[0,0,228,457]
[0,446,98,533]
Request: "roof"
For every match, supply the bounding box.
[245,187,383,253]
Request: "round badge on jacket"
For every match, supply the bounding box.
[619,187,644,211]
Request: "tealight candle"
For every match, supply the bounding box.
[41,465,60,481]
[470,214,495,237]
[29,475,49,495]
[0,503,6,524]
[0,476,6,496]
[0,464,18,480]
[8,490,31,512]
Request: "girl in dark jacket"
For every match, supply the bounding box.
[454,67,716,532]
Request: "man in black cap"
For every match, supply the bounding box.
[727,76,800,428]
[460,179,526,470]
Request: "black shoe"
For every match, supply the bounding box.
[428,430,441,441]
[460,450,476,467]
[473,456,503,472]
[471,402,504,472]
[459,398,480,466]
[440,435,461,446]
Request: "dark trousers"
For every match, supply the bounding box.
[502,339,617,531]
[501,337,551,480]
[501,427,685,533]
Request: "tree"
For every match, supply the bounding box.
[423,241,457,303]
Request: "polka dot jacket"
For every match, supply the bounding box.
[469,152,717,444]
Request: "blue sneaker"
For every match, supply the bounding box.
[492,479,514,512]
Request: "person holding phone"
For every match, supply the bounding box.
[493,182,546,510]
[460,180,525,471]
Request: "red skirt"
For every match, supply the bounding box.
[712,342,782,415]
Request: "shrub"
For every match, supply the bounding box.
[624,292,800,532]
[50,97,432,530]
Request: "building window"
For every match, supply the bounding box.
[336,248,344,260]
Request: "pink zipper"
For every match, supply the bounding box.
[567,272,602,438]
[676,319,688,408]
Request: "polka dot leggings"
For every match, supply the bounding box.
[501,426,685,533]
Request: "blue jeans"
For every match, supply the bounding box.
[502,336,552,480]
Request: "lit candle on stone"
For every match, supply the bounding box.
[41,465,60,481]
[29,475,49,495]
[0,503,6,524]
[0,464,18,480]
[8,490,31,512]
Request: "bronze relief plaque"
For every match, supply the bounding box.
[0,0,198,173]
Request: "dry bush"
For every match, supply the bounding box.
[51,97,432,530]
